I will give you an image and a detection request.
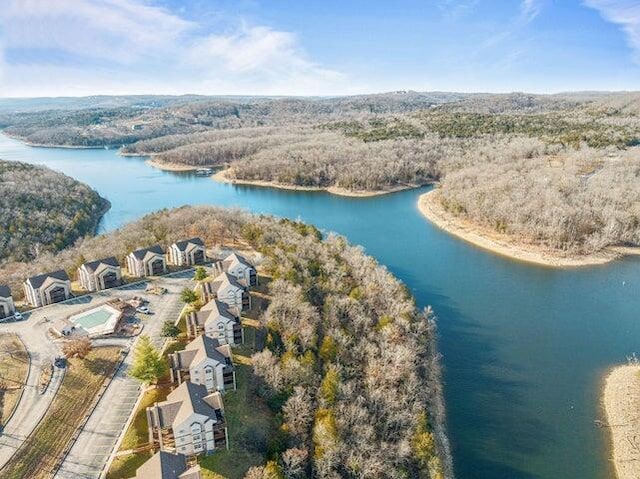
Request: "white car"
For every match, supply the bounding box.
[136,306,151,314]
[13,311,23,321]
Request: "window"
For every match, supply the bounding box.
[191,422,202,443]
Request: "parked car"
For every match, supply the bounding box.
[136,306,151,314]
[54,356,67,369]
[13,311,23,321]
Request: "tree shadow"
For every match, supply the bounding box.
[84,356,118,376]
[392,264,554,479]
[437,302,551,479]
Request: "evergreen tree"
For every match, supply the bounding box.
[128,335,167,385]
[161,320,180,338]
[180,288,198,304]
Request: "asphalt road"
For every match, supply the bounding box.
[0,302,69,469]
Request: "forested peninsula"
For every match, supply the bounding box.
[1,91,639,264]
[0,206,453,478]
[0,160,109,263]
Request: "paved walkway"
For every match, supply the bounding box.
[54,275,190,479]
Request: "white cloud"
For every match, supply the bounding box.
[0,0,194,64]
[480,0,545,49]
[0,39,6,87]
[584,0,640,61]
[183,25,347,95]
[520,0,544,22]
[0,0,352,96]
[188,26,301,73]
[436,0,480,20]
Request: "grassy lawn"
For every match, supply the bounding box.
[118,386,171,451]
[0,333,29,426]
[244,290,270,323]
[198,364,277,479]
[0,346,122,479]
[109,367,275,479]
[252,274,272,296]
[199,307,274,479]
[117,336,187,454]
[176,309,190,338]
[109,293,273,479]
[163,338,188,356]
[107,451,152,479]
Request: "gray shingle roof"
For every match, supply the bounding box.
[173,237,204,252]
[200,299,237,320]
[222,252,252,269]
[187,300,238,332]
[135,451,188,479]
[212,272,244,291]
[0,285,11,298]
[26,270,70,289]
[154,382,223,428]
[82,256,120,273]
[170,335,232,371]
[130,245,165,260]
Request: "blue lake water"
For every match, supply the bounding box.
[2,132,639,479]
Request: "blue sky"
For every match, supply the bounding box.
[0,0,638,97]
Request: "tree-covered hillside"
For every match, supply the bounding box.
[0,160,109,263]
[0,206,452,478]
[2,91,639,257]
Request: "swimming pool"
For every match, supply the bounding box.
[69,304,121,337]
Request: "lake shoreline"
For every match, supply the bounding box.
[416,189,633,268]
[1,132,113,150]
[93,197,112,234]
[212,167,427,198]
[144,158,202,172]
[602,364,640,479]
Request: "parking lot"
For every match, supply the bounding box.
[0,271,194,478]
[54,274,193,479]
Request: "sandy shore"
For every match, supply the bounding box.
[417,189,628,267]
[603,364,640,479]
[212,168,423,198]
[144,158,202,172]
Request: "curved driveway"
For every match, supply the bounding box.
[0,308,64,469]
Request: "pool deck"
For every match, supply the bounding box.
[69,304,122,337]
